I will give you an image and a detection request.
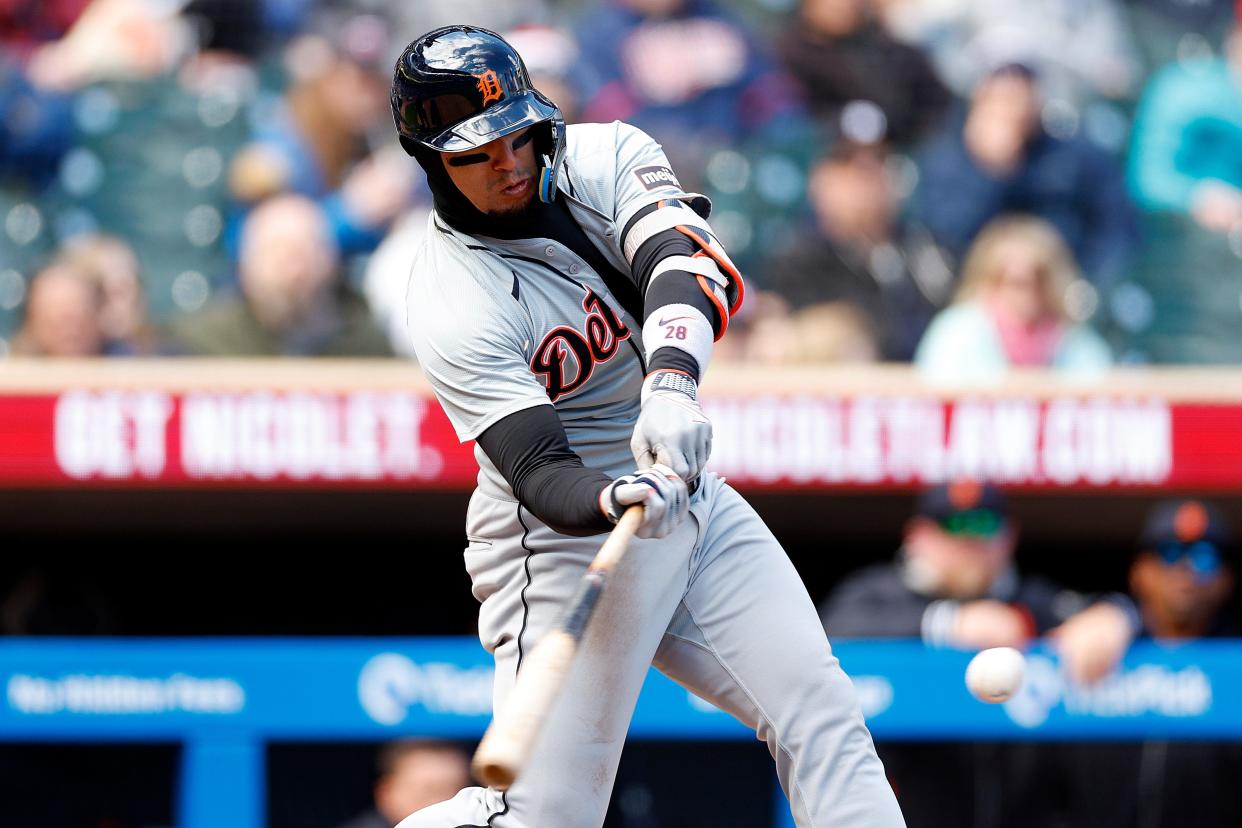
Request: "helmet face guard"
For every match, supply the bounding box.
[392,26,566,202]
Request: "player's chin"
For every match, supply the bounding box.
[489,177,535,215]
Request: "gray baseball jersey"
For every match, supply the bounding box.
[400,122,904,828]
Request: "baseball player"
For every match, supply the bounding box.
[390,26,905,828]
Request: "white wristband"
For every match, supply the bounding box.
[641,303,713,378]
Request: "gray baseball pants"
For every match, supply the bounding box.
[397,472,905,827]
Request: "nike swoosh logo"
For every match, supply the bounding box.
[658,315,693,326]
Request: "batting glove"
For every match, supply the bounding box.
[599,463,689,539]
[631,370,711,482]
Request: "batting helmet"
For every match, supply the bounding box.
[391,25,566,202]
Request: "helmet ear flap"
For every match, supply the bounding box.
[535,115,566,203]
[399,135,420,157]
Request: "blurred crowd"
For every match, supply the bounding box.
[3,0,1242,369]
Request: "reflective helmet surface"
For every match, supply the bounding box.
[391,25,560,153]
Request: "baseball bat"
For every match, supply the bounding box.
[471,505,644,790]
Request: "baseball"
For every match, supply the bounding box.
[965,646,1026,703]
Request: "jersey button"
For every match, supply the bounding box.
[568,263,580,274]
[544,245,556,257]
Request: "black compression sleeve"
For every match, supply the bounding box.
[476,404,614,536]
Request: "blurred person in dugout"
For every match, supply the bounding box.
[1057,499,1242,828]
[914,214,1113,382]
[820,480,1138,678]
[167,193,392,357]
[335,741,470,828]
[914,60,1138,293]
[775,0,950,147]
[819,480,1141,827]
[761,135,955,361]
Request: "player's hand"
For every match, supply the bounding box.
[600,463,689,539]
[1048,601,1134,685]
[631,371,711,482]
[951,600,1033,650]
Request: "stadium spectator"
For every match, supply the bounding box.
[504,23,583,124]
[819,480,1139,827]
[709,288,790,364]
[334,740,471,828]
[387,0,551,41]
[914,215,1113,382]
[228,18,412,256]
[1056,499,1242,828]
[8,260,106,357]
[721,293,882,366]
[914,62,1138,291]
[167,194,392,356]
[1125,0,1237,74]
[1122,12,1242,363]
[776,0,950,147]
[573,0,804,186]
[788,301,881,364]
[874,0,1142,109]
[762,139,954,360]
[21,0,265,325]
[55,233,158,355]
[361,200,430,359]
[0,56,74,190]
[22,0,195,92]
[1129,15,1242,228]
[0,0,90,57]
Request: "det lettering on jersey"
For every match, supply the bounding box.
[633,164,680,191]
[531,288,631,401]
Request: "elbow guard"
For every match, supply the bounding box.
[621,199,745,337]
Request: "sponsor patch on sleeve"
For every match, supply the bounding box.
[633,165,681,191]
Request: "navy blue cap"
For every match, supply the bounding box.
[916,480,1008,536]
[1140,500,1229,550]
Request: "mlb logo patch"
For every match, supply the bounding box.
[634,165,680,191]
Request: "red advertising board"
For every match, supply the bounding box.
[0,379,1238,491]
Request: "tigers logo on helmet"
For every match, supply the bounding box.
[475,70,503,106]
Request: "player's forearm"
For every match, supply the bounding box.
[642,274,718,381]
[513,460,614,536]
[477,405,614,536]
